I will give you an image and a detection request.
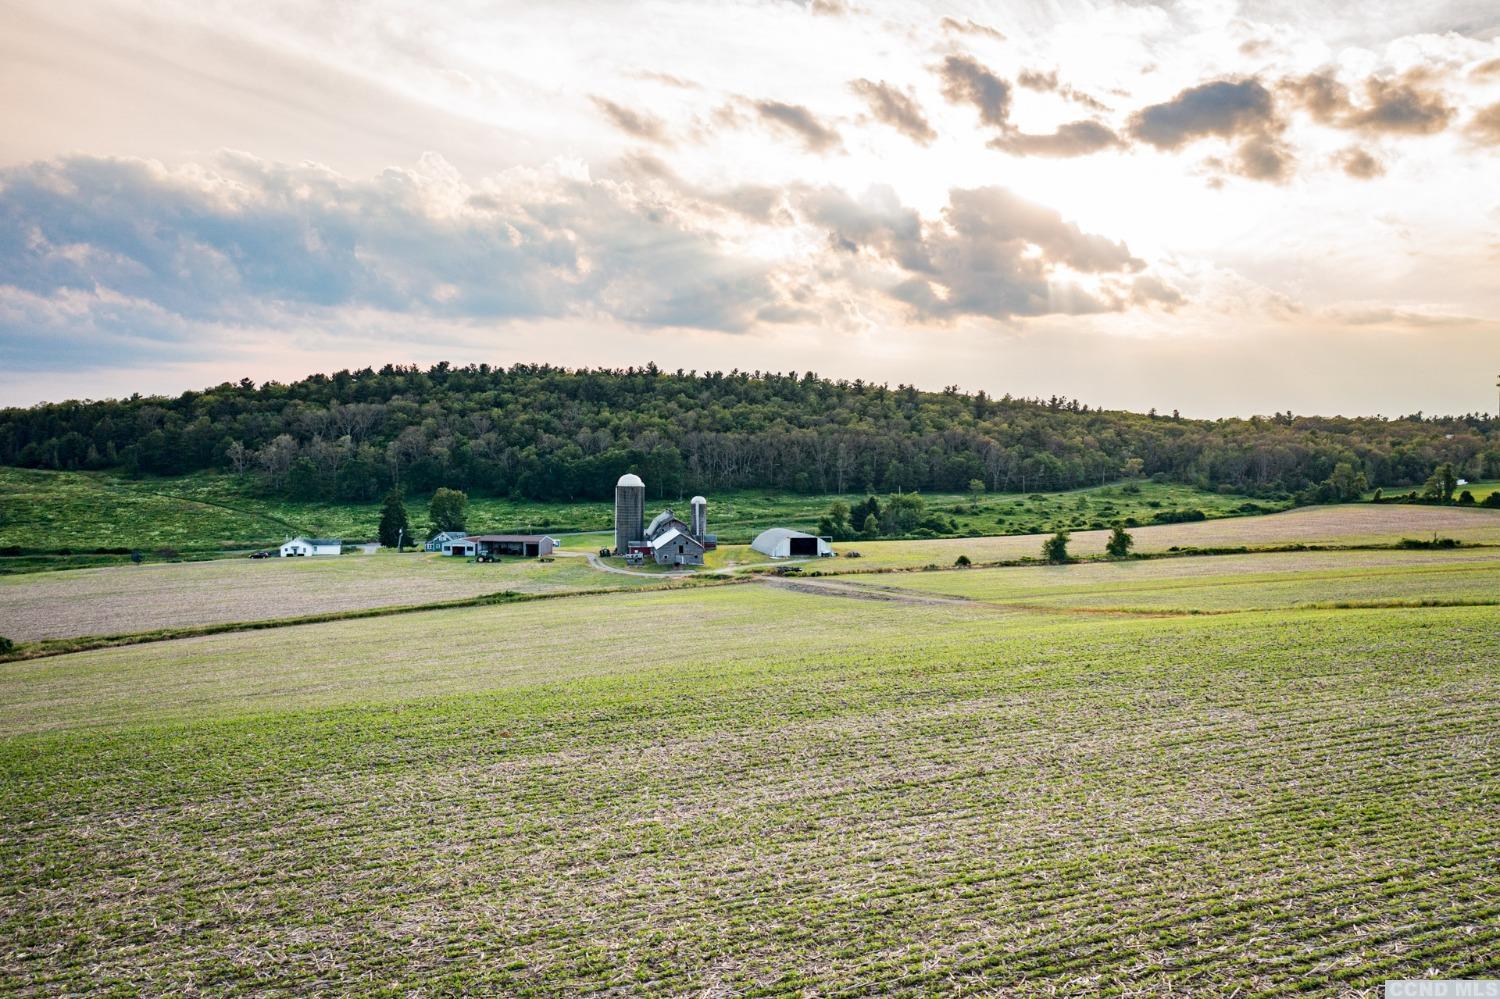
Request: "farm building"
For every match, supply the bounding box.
[280,537,341,557]
[439,536,477,557]
[751,528,832,559]
[613,474,716,564]
[425,531,470,553]
[467,535,556,558]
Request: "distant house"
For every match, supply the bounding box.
[280,537,342,557]
[440,536,477,557]
[425,530,470,553]
[467,534,556,558]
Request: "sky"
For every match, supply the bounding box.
[1,0,1498,416]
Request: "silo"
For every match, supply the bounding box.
[614,473,646,554]
[690,495,707,540]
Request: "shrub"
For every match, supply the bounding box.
[1042,531,1071,563]
[154,547,179,559]
[1152,508,1207,524]
[1483,493,1500,508]
[1398,536,1460,550]
[954,555,971,567]
[0,635,13,654]
[1105,525,1134,558]
[1457,490,1475,505]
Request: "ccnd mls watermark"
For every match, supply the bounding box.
[1386,983,1499,998]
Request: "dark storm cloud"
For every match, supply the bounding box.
[591,97,672,145]
[989,120,1123,157]
[1127,79,1279,149]
[1335,146,1385,178]
[0,153,786,366]
[799,185,1173,321]
[753,100,843,152]
[849,79,937,144]
[938,55,1012,129]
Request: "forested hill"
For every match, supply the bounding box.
[1,363,1495,502]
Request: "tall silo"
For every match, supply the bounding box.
[690,495,707,540]
[614,473,646,554]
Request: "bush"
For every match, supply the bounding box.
[1483,493,1500,508]
[1042,531,1071,563]
[1105,524,1134,558]
[954,555,971,566]
[0,635,13,654]
[1457,490,1475,505]
[154,547,179,559]
[1398,536,1460,550]
[1151,508,1207,524]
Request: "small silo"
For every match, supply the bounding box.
[614,473,646,554]
[690,495,707,541]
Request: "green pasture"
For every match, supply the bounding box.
[0,578,1495,993]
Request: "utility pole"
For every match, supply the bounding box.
[397,527,404,552]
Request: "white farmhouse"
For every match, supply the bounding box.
[279,537,342,557]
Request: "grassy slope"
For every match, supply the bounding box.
[0,549,663,643]
[0,580,1495,993]
[0,466,1283,556]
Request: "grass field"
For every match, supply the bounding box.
[786,503,1500,571]
[0,466,1284,562]
[1,542,1497,993]
[829,548,1500,613]
[0,550,662,642]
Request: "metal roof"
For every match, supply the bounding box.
[690,495,706,505]
[466,534,552,543]
[285,536,342,546]
[616,473,645,488]
[650,527,703,550]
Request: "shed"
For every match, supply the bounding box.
[280,537,342,557]
[440,536,477,557]
[467,534,556,558]
[750,528,832,559]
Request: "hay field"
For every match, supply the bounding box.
[0,551,658,642]
[842,548,1500,612]
[1,566,1496,994]
[791,503,1500,570]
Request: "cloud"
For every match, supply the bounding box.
[591,97,671,145]
[989,120,1123,157]
[1281,71,1454,135]
[1470,102,1500,144]
[1335,146,1385,178]
[1128,79,1279,149]
[753,100,843,152]
[1473,58,1500,79]
[0,153,785,365]
[938,55,1011,129]
[849,79,936,144]
[1232,135,1294,182]
[1016,69,1109,111]
[939,17,1005,41]
[799,185,1166,321]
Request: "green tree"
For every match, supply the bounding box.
[0,635,12,655]
[967,478,985,509]
[1042,530,1071,563]
[860,513,879,538]
[428,487,469,532]
[1458,490,1475,505]
[880,493,927,535]
[1105,524,1134,558]
[1322,461,1368,502]
[379,487,412,549]
[954,554,971,566]
[1421,462,1457,502]
[817,501,853,540]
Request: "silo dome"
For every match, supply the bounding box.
[690,495,706,505]
[617,473,645,488]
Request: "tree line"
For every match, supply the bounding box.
[1,363,1495,502]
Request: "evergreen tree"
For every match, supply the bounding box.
[379,487,412,549]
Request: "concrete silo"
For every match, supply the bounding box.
[614,473,646,554]
[690,495,707,541]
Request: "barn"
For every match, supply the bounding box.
[647,527,705,566]
[467,535,556,558]
[750,528,832,559]
[280,537,342,557]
